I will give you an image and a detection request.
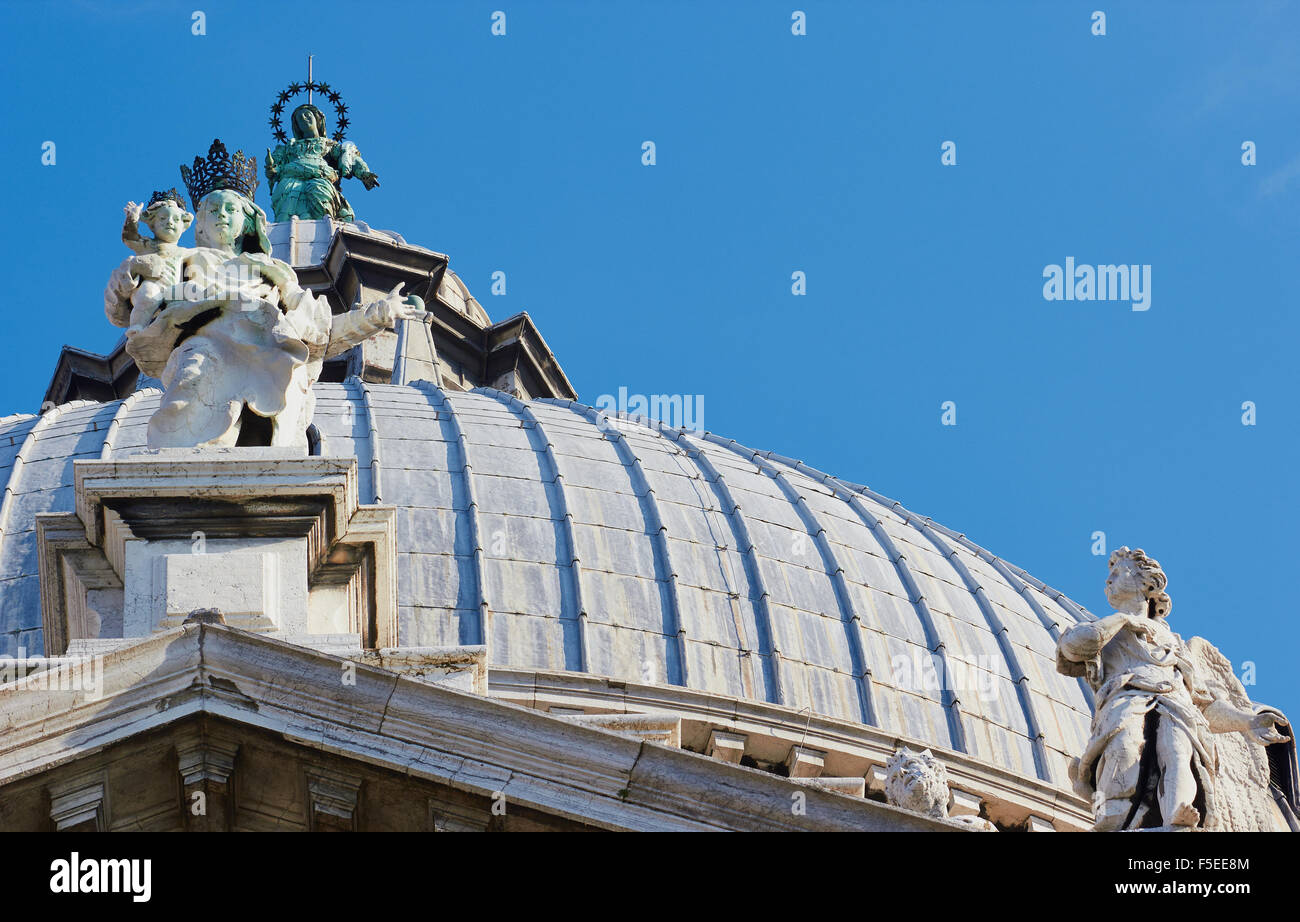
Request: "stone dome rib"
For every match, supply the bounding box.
[0,402,93,590]
[410,380,489,649]
[554,397,690,688]
[754,454,1095,777]
[828,474,1097,713]
[945,539,1095,711]
[100,388,159,459]
[350,377,384,503]
[666,428,786,706]
[699,434,879,728]
[480,387,589,674]
[748,452,970,754]
[909,522,1051,782]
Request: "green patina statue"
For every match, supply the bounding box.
[265,103,379,222]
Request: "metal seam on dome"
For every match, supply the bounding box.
[479,388,588,674]
[804,469,1052,781]
[856,489,1099,711]
[411,381,489,648]
[918,517,1095,626]
[912,527,1052,782]
[348,377,383,504]
[0,402,85,584]
[554,401,689,688]
[822,473,1097,738]
[835,473,1097,628]
[699,433,877,727]
[756,455,966,750]
[520,402,1088,762]
[967,547,1096,711]
[100,388,161,459]
[666,427,785,706]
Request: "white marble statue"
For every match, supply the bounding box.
[884,746,996,830]
[114,191,194,336]
[104,142,424,450]
[1056,546,1290,831]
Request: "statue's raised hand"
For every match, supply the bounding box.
[124,201,143,223]
[358,171,380,191]
[365,284,426,327]
[264,147,278,181]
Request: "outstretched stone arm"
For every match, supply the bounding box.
[1203,698,1290,744]
[324,286,425,360]
[122,202,146,253]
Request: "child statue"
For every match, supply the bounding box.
[114,189,194,333]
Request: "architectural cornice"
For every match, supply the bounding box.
[0,624,959,831]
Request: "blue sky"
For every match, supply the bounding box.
[2,0,1297,720]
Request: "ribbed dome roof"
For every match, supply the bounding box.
[0,383,1095,789]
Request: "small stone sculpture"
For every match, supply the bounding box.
[884,746,996,830]
[1056,547,1290,831]
[109,190,194,334]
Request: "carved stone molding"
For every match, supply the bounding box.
[175,727,240,832]
[38,452,396,655]
[305,765,363,831]
[48,775,107,832]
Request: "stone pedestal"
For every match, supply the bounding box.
[37,449,397,655]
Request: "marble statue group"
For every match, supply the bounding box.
[104,125,416,450]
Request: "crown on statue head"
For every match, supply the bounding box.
[180,139,258,206]
[144,187,188,212]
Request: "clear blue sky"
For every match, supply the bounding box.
[2,1,1297,720]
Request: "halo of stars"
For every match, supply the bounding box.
[269,80,350,144]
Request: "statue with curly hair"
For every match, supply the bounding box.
[1057,547,1290,830]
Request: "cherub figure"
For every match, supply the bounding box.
[1056,547,1290,830]
[118,189,193,333]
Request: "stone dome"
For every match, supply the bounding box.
[0,382,1096,818]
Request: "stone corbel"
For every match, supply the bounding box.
[706,729,747,764]
[48,774,108,832]
[428,797,488,832]
[175,727,239,832]
[785,745,827,779]
[305,765,363,831]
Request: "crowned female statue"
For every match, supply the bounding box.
[265,101,378,222]
[103,139,423,449]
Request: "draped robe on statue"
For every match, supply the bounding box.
[105,246,388,448]
[1058,615,1219,827]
